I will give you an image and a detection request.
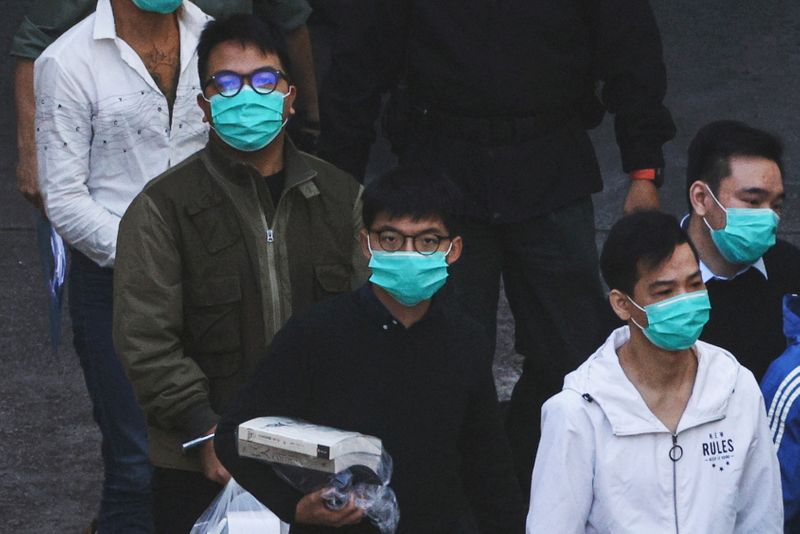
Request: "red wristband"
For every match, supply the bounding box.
[630,168,657,181]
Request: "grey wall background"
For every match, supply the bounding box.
[0,0,798,530]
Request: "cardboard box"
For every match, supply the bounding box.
[237,417,383,474]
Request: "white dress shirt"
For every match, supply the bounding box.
[699,256,768,283]
[35,0,211,267]
[679,214,769,283]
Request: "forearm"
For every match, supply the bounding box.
[35,55,121,264]
[317,0,399,178]
[285,24,319,123]
[594,0,675,171]
[15,59,41,208]
[42,192,121,267]
[15,59,35,162]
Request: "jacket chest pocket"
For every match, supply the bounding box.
[185,275,242,378]
[187,191,242,255]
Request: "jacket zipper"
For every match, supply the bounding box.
[265,227,282,333]
[670,433,683,534]
[261,194,283,335]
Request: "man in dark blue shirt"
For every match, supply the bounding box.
[216,166,526,533]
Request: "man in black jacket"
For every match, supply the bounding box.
[216,167,526,533]
[316,0,676,495]
[684,120,800,380]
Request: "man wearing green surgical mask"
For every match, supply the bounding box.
[528,210,782,532]
[214,167,527,533]
[683,120,800,380]
[113,14,366,533]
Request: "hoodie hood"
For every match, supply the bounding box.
[563,326,740,436]
[783,293,800,343]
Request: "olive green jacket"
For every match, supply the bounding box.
[113,138,367,471]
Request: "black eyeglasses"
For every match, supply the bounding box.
[203,67,288,98]
[370,229,451,255]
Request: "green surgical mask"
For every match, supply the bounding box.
[209,87,288,152]
[132,0,182,13]
[628,290,711,351]
[703,185,779,265]
[367,238,451,307]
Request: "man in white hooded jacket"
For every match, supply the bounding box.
[527,210,782,534]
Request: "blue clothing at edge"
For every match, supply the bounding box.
[761,293,800,532]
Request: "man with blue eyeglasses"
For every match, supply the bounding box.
[112,14,365,533]
[682,121,800,381]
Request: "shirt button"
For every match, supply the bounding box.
[382,325,388,330]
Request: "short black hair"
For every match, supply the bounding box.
[686,120,783,209]
[197,13,292,86]
[600,211,697,295]
[362,166,463,236]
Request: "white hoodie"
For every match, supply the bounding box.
[527,326,782,534]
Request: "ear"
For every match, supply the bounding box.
[284,85,297,117]
[445,236,463,265]
[197,93,211,123]
[608,289,634,322]
[688,180,712,216]
[358,229,372,261]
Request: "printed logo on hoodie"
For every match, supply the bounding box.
[701,431,736,471]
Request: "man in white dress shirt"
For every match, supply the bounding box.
[34,1,211,531]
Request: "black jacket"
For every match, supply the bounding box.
[318,0,675,220]
[216,284,526,533]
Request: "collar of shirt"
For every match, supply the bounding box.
[357,282,447,332]
[34,0,211,268]
[94,0,209,87]
[699,257,768,283]
[680,213,769,283]
[94,0,208,42]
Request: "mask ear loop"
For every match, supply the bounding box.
[702,184,728,233]
[443,241,454,256]
[626,296,648,331]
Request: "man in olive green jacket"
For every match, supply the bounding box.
[112,14,365,532]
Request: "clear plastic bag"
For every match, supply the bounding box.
[271,450,399,533]
[238,417,400,533]
[191,479,290,534]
